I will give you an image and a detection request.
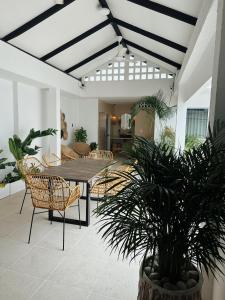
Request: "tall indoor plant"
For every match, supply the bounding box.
[95,129,225,299]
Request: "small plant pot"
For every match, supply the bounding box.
[137,261,203,300]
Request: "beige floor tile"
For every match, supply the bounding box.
[9,246,64,279]
[30,280,90,300]
[0,270,42,300]
[0,237,32,267]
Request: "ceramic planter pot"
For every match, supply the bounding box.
[138,261,203,300]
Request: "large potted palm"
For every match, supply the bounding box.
[95,127,225,299]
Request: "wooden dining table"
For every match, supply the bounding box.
[42,158,113,227]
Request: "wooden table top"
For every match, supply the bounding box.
[41,158,112,183]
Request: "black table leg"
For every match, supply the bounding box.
[48,181,90,227]
[86,182,90,226]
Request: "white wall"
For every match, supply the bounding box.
[78,98,99,144]
[83,79,173,99]
[60,95,79,146]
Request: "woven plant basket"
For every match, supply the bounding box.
[137,261,203,300]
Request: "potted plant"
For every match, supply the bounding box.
[95,130,225,299]
[90,142,98,151]
[73,127,90,156]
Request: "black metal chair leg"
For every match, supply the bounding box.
[78,199,81,229]
[63,211,66,251]
[20,187,28,214]
[28,207,35,244]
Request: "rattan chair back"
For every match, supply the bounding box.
[17,157,46,180]
[26,174,80,211]
[42,153,61,167]
[89,150,113,160]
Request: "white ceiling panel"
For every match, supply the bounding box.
[70,48,118,77]
[121,27,184,65]
[48,26,116,71]
[0,0,54,37]
[152,0,203,17]
[129,47,177,73]
[107,0,194,47]
[9,0,106,58]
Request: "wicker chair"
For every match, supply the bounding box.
[42,153,62,167]
[26,174,81,251]
[91,164,131,206]
[88,150,113,160]
[17,157,46,214]
[61,144,79,161]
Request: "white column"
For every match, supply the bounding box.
[209,0,225,299]
[12,81,19,135]
[175,91,186,151]
[42,88,61,157]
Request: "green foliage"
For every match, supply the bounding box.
[90,142,98,151]
[74,127,87,143]
[131,91,174,122]
[185,135,203,151]
[95,132,225,283]
[160,126,175,149]
[0,149,17,186]
[8,128,57,161]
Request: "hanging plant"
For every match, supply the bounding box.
[131,91,174,123]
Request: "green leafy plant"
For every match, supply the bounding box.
[185,135,203,151]
[74,127,87,143]
[160,126,175,148]
[90,142,98,151]
[0,149,18,186]
[131,91,174,123]
[95,132,225,285]
[8,128,57,161]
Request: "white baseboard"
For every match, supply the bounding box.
[0,184,10,199]
[0,180,25,200]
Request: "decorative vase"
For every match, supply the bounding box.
[137,261,203,300]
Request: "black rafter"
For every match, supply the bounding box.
[4,41,80,81]
[41,19,110,61]
[99,0,128,49]
[65,42,118,73]
[125,40,181,69]
[114,18,187,53]
[2,0,76,41]
[127,0,197,26]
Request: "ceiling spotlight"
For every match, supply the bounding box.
[98,6,110,16]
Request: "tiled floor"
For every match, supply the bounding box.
[0,190,140,300]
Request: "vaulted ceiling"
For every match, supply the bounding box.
[0,0,203,80]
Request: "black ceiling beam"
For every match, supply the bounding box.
[127,0,197,26]
[65,42,118,73]
[99,0,128,49]
[41,19,111,61]
[125,40,181,69]
[2,0,76,41]
[114,18,187,53]
[3,41,80,81]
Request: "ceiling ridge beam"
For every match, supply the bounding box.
[2,41,80,81]
[41,19,111,61]
[65,42,118,73]
[99,0,128,49]
[114,18,187,53]
[125,39,181,69]
[127,0,197,26]
[2,0,76,42]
